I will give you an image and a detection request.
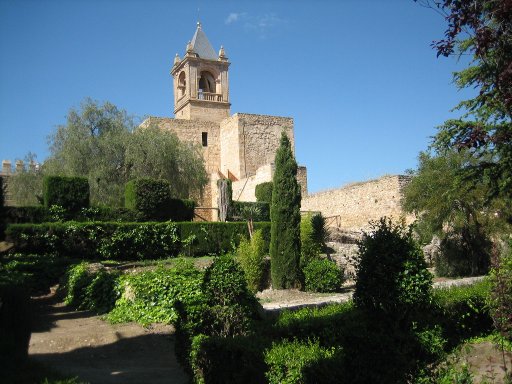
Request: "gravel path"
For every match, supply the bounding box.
[258,276,486,314]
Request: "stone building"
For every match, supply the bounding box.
[143,23,308,220]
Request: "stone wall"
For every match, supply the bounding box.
[176,100,230,123]
[220,113,294,180]
[301,175,413,232]
[232,164,273,202]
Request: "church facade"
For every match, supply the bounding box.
[143,23,308,220]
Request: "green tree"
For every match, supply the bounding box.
[125,125,207,199]
[403,150,498,276]
[416,0,512,204]
[354,218,432,319]
[270,132,302,289]
[44,98,207,206]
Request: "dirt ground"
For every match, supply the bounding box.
[28,287,188,384]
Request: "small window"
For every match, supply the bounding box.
[202,132,208,147]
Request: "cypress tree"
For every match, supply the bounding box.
[270,132,302,288]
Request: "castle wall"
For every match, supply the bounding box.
[220,113,294,180]
[219,115,243,179]
[301,175,413,232]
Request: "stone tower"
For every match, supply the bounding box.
[171,22,231,123]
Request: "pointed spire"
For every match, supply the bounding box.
[189,23,217,60]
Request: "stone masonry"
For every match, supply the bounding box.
[301,175,413,233]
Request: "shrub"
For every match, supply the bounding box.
[436,229,492,277]
[189,334,268,384]
[488,239,512,342]
[303,258,344,293]
[300,213,322,268]
[433,280,493,345]
[98,222,180,260]
[270,132,302,289]
[354,218,433,318]
[264,339,343,384]
[255,182,273,203]
[64,262,94,308]
[82,269,121,314]
[231,201,270,222]
[4,206,50,224]
[202,255,257,311]
[175,256,260,376]
[125,178,189,221]
[237,229,266,293]
[43,176,89,213]
[310,213,328,251]
[178,221,271,257]
[63,262,121,314]
[0,253,70,294]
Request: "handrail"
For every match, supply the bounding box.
[197,92,223,101]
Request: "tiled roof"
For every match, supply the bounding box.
[190,23,217,60]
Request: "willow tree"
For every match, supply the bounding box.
[270,132,302,289]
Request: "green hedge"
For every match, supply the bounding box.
[255,182,273,203]
[125,178,170,220]
[6,221,271,259]
[230,201,270,222]
[125,178,195,221]
[43,176,90,212]
[2,204,195,225]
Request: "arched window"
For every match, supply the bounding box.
[199,71,216,93]
[178,71,186,97]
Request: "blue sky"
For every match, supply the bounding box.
[0,0,473,194]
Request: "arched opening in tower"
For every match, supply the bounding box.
[199,71,216,94]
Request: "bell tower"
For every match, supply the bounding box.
[171,22,231,123]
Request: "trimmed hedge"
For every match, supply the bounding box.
[6,221,271,259]
[43,176,89,212]
[230,201,270,222]
[255,182,273,203]
[303,258,344,293]
[125,178,171,220]
[125,179,195,221]
[4,206,50,224]
[2,204,195,225]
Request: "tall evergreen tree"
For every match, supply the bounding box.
[270,132,302,289]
